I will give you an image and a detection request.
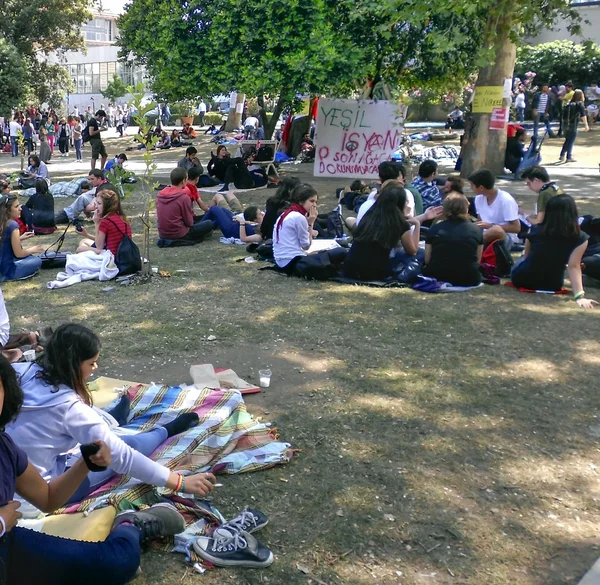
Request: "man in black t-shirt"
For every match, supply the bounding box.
[88,109,108,171]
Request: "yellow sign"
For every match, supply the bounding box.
[472,86,504,113]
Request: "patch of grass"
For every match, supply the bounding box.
[7,132,600,584]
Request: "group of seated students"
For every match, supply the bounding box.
[0,319,218,584]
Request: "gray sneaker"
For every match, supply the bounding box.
[112,503,185,541]
[222,507,269,534]
[193,527,274,568]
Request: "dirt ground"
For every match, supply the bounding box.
[2,127,600,585]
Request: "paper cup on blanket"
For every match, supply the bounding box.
[23,349,36,362]
[259,369,272,388]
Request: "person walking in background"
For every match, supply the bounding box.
[514,89,526,123]
[559,89,589,163]
[72,117,83,162]
[531,84,555,139]
[198,100,207,126]
[9,116,21,157]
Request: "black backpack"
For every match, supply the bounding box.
[255,145,274,161]
[81,126,91,143]
[107,218,142,275]
[326,204,345,238]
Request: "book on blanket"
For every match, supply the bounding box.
[307,239,341,254]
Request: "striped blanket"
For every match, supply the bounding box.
[58,382,293,559]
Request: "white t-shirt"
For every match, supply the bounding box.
[9,120,21,137]
[245,116,259,128]
[475,189,519,242]
[198,102,207,113]
[515,94,526,108]
[274,211,310,267]
[0,289,10,347]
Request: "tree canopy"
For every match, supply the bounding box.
[0,0,91,112]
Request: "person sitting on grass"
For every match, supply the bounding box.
[171,129,182,147]
[261,177,301,241]
[207,145,232,183]
[217,148,267,193]
[442,175,465,197]
[273,183,348,276]
[21,179,56,235]
[157,130,171,150]
[422,193,484,286]
[156,168,213,244]
[177,146,203,173]
[521,166,564,226]
[342,183,417,282]
[181,122,197,139]
[76,189,132,256]
[104,153,128,175]
[55,170,115,225]
[200,204,264,243]
[184,166,211,216]
[6,323,218,508]
[510,194,596,307]
[0,354,179,585]
[468,168,520,249]
[0,194,43,282]
[18,155,50,189]
[505,128,527,174]
[410,159,441,211]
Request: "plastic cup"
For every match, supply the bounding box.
[23,349,36,362]
[151,265,159,274]
[259,369,272,388]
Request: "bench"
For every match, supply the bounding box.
[236,140,279,177]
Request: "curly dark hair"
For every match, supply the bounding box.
[38,323,101,405]
[0,355,24,428]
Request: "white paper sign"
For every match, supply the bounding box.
[503,78,512,99]
[314,98,404,179]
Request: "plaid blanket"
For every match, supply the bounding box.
[21,177,88,199]
[57,383,293,559]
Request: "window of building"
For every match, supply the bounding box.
[81,18,114,42]
[66,61,148,94]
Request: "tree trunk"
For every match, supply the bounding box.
[258,95,285,139]
[225,93,245,131]
[460,18,517,178]
[287,116,311,157]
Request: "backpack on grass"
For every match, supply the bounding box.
[481,239,514,277]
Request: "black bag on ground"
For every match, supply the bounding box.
[294,254,339,280]
[107,218,141,275]
[255,145,274,161]
[481,239,514,277]
[326,204,345,238]
[40,223,70,269]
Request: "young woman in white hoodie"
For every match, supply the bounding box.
[6,323,216,504]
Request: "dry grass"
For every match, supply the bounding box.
[5,128,600,585]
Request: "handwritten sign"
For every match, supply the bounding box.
[314,98,404,179]
[472,86,504,113]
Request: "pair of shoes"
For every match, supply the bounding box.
[193,507,273,568]
[567,158,577,162]
[112,503,185,541]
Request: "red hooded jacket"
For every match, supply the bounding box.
[156,186,193,239]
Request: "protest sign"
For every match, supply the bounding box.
[314,98,404,179]
[472,86,504,113]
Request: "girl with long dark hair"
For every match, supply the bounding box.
[261,176,300,241]
[342,182,417,281]
[21,179,56,235]
[511,194,596,307]
[6,323,217,506]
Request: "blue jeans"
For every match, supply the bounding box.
[10,136,18,157]
[0,524,140,585]
[532,113,553,138]
[0,255,43,282]
[202,206,239,239]
[74,138,82,160]
[516,107,525,123]
[560,127,578,160]
[65,426,168,504]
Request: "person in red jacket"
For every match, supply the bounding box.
[156,168,213,244]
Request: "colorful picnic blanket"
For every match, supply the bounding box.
[52,382,292,559]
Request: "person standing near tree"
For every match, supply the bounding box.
[87,110,108,171]
[9,116,21,158]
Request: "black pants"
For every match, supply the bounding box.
[224,158,255,189]
[180,219,214,242]
[59,136,69,154]
[280,249,348,279]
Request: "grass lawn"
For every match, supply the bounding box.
[5,129,600,584]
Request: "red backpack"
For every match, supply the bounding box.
[481,239,514,277]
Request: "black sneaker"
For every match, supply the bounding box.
[222,507,269,534]
[112,503,185,541]
[193,527,274,568]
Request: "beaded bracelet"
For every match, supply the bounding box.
[181,477,187,493]
[574,291,585,301]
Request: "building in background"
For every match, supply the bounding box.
[47,0,147,113]
[529,0,600,44]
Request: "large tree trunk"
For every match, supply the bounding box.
[286,115,311,157]
[460,18,517,178]
[225,93,245,131]
[258,95,285,139]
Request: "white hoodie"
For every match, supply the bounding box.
[6,363,170,487]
